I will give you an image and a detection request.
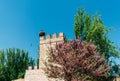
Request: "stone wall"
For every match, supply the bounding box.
[39,32,64,68]
[13,31,120,81]
[23,32,65,81]
[113,76,120,81]
[13,79,24,81]
[24,66,49,81]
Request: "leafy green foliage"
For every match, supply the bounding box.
[0,48,35,81]
[74,8,119,76]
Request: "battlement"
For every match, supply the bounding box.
[40,32,64,44]
[39,31,65,69]
[28,66,38,70]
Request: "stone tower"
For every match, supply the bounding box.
[13,31,120,81]
[39,31,65,68]
[23,31,65,81]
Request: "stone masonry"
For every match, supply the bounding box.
[13,31,120,81]
[23,31,65,81]
[24,66,48,81]
[39,32,64,69]
[113,76,120,81]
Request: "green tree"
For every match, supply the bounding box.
[74,8,119,76]
[0,48,35,81]
[0,51,7,81]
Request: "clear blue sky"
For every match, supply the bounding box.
[0,0,120,62]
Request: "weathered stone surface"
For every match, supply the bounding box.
[23,32,65,81]
[12,79,24,81]
[39,32,64,68]
[13,32,120,81]
[113,76,120,81]
[24,69,48,81]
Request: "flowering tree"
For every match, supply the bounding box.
[44,39,109,81]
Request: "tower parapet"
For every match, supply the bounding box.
[28,66,38,70]
[39,31,65,68]
[40,32,64,44]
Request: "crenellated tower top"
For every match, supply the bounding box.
[39,31,65,68]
